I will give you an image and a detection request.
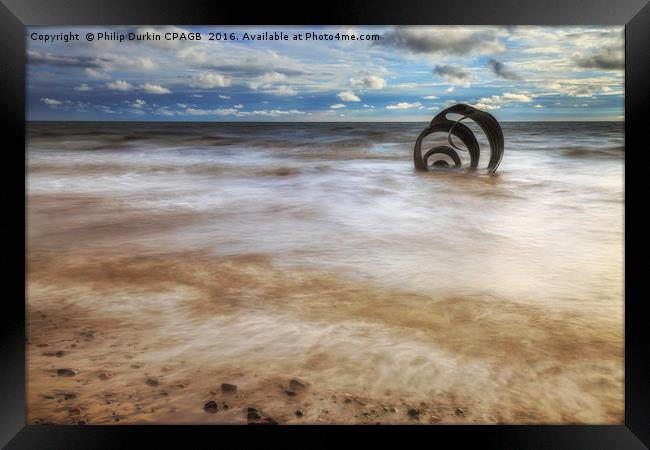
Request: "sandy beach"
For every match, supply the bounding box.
[27,122,624,425]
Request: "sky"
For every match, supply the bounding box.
[26,26,624,122]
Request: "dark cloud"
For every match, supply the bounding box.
[28,50,108,69]
[574,48,624,70]
[378,27,505,55]
[486,59,521,80]
[432,64,474,85]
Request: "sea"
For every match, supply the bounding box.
[26,121,624,423]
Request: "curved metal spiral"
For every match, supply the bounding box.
[414,104,504,174]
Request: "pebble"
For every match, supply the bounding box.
[295,409,304,418]
[145,378,159,387]
[203,400,219,413]
[289,378,306,391]
[247,407,261,420]
[455,408,465,416]
[407,408,421,420]
[221,383,237,393]
[57,369,77,377]
[98,372,113,380]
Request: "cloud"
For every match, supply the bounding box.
[185,107,237,116]
[41,97,63,106]
[250,109,305,117]
[574,47,624,70]
[471,92,533,110]
[106,80,134,91]
[182,107,305,117]
[85,68,110,79]
[74,83,93,92]
[444,87,455,93]
[28,50,107,69]
[423,95,439,99]
[218,95,231,99]
[330,104,346,109]
[248,72,297,95]
[265,85,297,96]
[249,72,287,90]
[190,71,232,88]
[379,26,506,56]
[337,90,361,102]
[541,79,616,97]
[132,99,146,108]
[140,83,171,94]
[351,75,386,90]
[433,65,475,87]
[486,59,521,80]
[386,101,423,110]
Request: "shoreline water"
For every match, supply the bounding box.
[27,122,624,424]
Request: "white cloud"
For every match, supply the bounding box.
[471,92,533,110]
[248,72,297,95]
[181,107,305,117]
[386,101,423,110]
[444,87,455,93]
[266,85,297,96]
[132,99,146,108]
[337,90,361,102]
[330,104,346,109]
[351,75,386,90]
[218,95,231,99]
[84,68,110,79]
[41,97,63,106]
[106,80,134,91]
[185,107,236,116]
[190,71,232,88]
[140,83,171,94]
[423,95,438,99]
[250,72,287,89]
[74,83,93,92]
[250,109,305,117]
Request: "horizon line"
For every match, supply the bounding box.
[26,119,625,124]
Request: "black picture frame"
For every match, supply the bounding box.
[1,0,648,448]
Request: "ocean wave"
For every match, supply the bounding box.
[559,146,624,159]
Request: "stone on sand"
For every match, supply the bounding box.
[221,383,237,392]
[407,408,421,420]
[203,400,219,413]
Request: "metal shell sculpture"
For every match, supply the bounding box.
[414,104,504,174]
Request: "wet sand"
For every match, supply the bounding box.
[27,191,623,425]
[27,122,624,425]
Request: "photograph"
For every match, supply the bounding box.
[25,25,625,425]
